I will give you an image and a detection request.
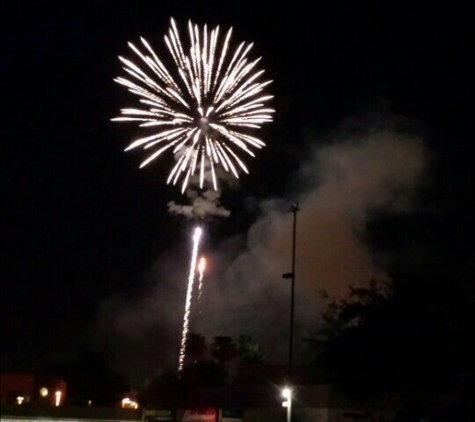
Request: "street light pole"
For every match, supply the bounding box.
[283,203,299,380]
[282,387,293,422]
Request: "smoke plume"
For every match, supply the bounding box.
[167,189,231,218]
[96,118,427,386]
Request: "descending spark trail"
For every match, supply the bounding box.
[113,17,274,193]
[178,226,203,372]
[197,257,206,303]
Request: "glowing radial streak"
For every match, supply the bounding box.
[167,153,187,184]
[209,159,217,191]
[215,143,238,177]
[224,144,249,173]
[113,18,274,193]
[200,151,205,188]
[178,227,203,372]
[208,28,218,93]
[212,28,231,91]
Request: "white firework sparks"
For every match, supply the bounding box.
[112,17,274,193]
[197,256,206,303]
[178,226,202,372]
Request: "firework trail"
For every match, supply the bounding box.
[113,17,274,193]
[178,226,203,372]
[197,256,206,303]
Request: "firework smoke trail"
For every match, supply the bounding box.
[197,257,206,303]
[112,17,274,193]
[178,226,203,372]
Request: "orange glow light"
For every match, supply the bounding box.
[55,391,62,406]
[121,397,138,409]
[198,257,206,272]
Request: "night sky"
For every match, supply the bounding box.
[2,2,473,387]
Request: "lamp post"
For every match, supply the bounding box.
[282,387,293,422]
[282,203,299,379]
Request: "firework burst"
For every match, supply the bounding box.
[113,17,274,193]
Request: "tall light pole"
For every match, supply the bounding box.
[282,203,299,379]
[282,387,293,422]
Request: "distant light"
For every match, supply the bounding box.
[282,387,292,399]
[55,391,62,406]
[281,387,293,422]
[88,400,92,407]
[16,396,25,405]
[122,397,138,409]
[198,257,206,272]
[40,387,49,397]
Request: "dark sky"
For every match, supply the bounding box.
[2,2,473,386]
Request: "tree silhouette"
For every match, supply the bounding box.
[210,336,238,366]
[308,271,474,404]
[236,334,265,363]
[185,332,208,364]
[139,333,266,407]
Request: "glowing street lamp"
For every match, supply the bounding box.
[55,391,62,406]
[281,387,293,422]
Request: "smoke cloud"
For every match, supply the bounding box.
[95,118,427,386]
[167,189,231,218]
